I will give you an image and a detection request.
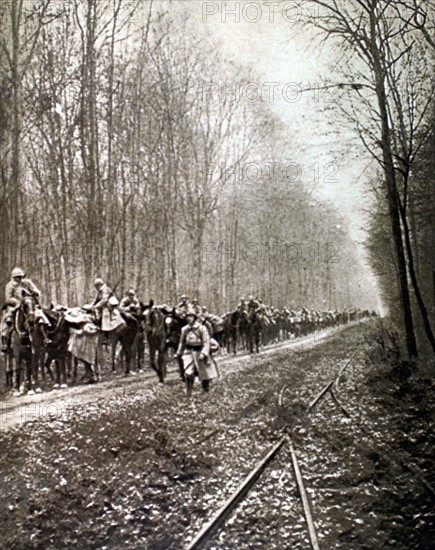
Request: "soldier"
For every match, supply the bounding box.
[176,309,217,395]
[237,296,247,311]
[176,295,192,317]
[106,296,126,331]
[191,298,202,316]
[3,268,50,335]
[90,278,113,331]
[120,288,140,312]
[4,267,41,307]
[247,294,260,311]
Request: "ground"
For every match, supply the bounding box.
[0,320,433,549]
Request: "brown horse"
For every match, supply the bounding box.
[107,306,145,375]
[1,305,15,391]
[9,297,42,395]
[142,302,170,383]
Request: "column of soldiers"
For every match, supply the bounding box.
[2,268,266,329]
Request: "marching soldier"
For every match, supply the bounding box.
[176,309,217,395]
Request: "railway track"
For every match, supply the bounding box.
[184,346,434,549]
[184,355,359,549]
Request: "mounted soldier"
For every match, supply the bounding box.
[237,296,247,312]
[247,295,260,312]
[191,298,202,317]
[176,295,192,318]
[176,308,218,396]
[90,278,113,330]
[120,288,140,312]
[3,267,50,330]
[4,267,41,307]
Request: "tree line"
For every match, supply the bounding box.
[1,0,382,317]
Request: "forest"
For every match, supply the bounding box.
[1,0,434,358]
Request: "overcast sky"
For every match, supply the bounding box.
[168,1,383,311]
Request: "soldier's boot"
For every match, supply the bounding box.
[201,380,210,392]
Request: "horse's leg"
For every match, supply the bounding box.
[45,358,54,383]
[26,355,34,394]
[6,354,13,390]
[72,357,78,384]
[148,340,158,375]
[14,355,21,393]
[66,355,71,378]
[136,335,144,371]
[94,342,102,382]
[60,358,67,388]
[5,353,12,389]
[39,349,47,384]
[32,351,42,392]
[123,344,132,375]
[157,347,165,383]
[110,335,117,373]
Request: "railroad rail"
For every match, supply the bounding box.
[184,354,361,549]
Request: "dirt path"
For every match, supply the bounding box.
[0,322,360,431]
[1,319,432,550]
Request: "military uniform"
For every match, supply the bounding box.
[176,319,217,383]
[91,280,113,331]
[5,277,40,307]
[3,269,47,333]
[247,298,260,312]
[120,295,140,311]
[176,297,193,317]
[191,300,202,316]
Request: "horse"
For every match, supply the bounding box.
[245,308,262,354]
[1,305,15,391]
[205,314,224,348]
[38,308,71,388]
[222,311,239,354]
[114,306,145,375]
[104,306,145,376]
[236,309,250,351]
[9,297,41,395]
[142,301,171,383]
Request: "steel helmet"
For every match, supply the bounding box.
[127,288,136,295]
[94,277,104,286]
[108,296,119,306]
[192,298,199,303]
[248,295,254,300]
[11,267,25,278]
[180,295,187,300]
[185,308,197,318]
